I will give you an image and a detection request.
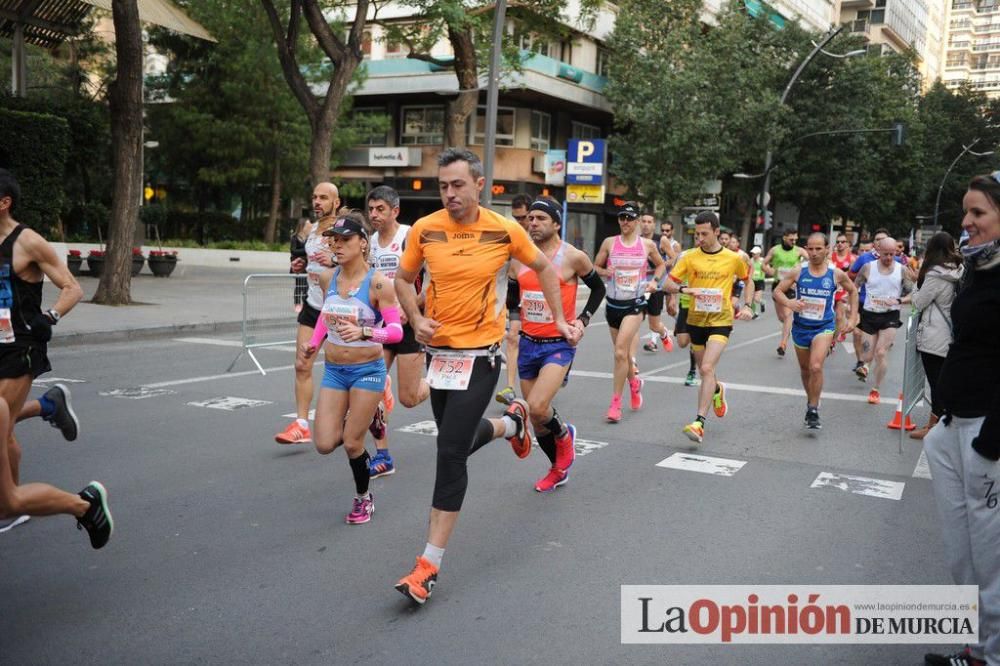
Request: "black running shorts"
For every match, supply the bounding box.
[384,323,423,355]
[0,343,51,379]
[297,302,321,329]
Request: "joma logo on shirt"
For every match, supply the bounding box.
[452,232,475,239]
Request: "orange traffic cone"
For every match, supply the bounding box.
[887,393,916,431]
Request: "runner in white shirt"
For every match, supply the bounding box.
[366,186,430,478]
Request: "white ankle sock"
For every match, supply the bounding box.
[296,418,309,429]
[423,543,444,568]
[501,415,518,438]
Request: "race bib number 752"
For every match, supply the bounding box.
[426,353,475,390]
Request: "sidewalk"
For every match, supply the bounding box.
[57,264,293,344]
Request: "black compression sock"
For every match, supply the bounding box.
[689,351,696,374]
[349,450,371,495]
[537,432,557,465]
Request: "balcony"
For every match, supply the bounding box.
[973,41,1000,51]
[840,0,874,7]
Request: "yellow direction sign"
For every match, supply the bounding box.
[567,184,605,204]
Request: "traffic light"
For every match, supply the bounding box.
[891,121,906,147]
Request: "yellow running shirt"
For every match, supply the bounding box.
[399,206,539,349]
[669,246,750,327]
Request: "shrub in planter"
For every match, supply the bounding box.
[148,250,178,277]
[87,250,105,277]
[66,249,83,277]
[131,248,145,276]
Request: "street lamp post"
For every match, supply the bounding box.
[933,139,995,226]
[758,26,845,246]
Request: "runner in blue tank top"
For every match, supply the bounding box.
[774,233,858,430]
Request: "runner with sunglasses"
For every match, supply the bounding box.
[594,202,665,423]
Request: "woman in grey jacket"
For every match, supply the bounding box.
[910,232,964,439]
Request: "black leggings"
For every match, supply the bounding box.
[920,351,946,417]
[430,354,502,511]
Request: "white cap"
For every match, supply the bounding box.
[750,246,762,254]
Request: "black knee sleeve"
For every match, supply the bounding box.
[542,408,567,439]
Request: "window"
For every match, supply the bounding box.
[571,121,601,140]
[530,111,551,151]
[362,30,372,58]
[519,33,551,57]
[353,108,387,146]
[467,106,515,146]
[596,47,611,78]
[400,106,444,145]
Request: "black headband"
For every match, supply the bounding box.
[528,199,562,225]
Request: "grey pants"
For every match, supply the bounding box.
[924,416,1000,664]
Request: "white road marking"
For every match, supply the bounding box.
[32,377,86,386]
[810,472,905,501]
[175,337,297,352]
[397,420,439,436]
[572,438,609,457]
[282,410,316,420]
[189,396,273,411]
[395,420,608,458]
[912,450,932,480]
[568,370,870,403]
[656,453,747,477]
[144,360,324,389]
[100,387,177,400]
[640,331,781,376]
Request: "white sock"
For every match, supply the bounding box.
[423,543,445,568]
[501,415,519,438]
[296,418,309,429]
[660,329,671,340]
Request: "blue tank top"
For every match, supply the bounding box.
[320,267,382,348]
[794,266,836,329]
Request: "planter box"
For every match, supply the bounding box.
[67,256,83,277]
[131,256,145,276]
[87,256,104,277]
[148,255,178,277]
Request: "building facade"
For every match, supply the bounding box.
[942,0,1000,97]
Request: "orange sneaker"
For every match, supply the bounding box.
[275,420,311,444]
[712,382,728,418]
[383,375,395,415]
[395,556,439,605]
[505,398,532,459]
[868,389,880,405]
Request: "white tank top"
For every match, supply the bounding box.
[370,224,410,280]
[863,260,903,313]
[304,225,329,309]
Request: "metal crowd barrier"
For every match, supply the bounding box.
[899,312,927,453]
[227,273,302,375]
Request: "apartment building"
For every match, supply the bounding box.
[943,0,1000,97]
[840,1,942,86]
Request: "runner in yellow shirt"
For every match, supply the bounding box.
[663,211,753,444]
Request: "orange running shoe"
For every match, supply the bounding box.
[505,398,532,459]
[275,420,311,444]
[712,381,728,418]
[868,389,880,405]
[383,375,395,415]
[395,556,439,605]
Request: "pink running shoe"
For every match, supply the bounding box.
[606,396,622,423]
[554,424,576,473]
[534,467,568,493]
[345,493,374,524]
[629,376,644,410]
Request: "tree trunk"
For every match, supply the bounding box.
[309,57,359,186]
[94,0,143,306]
[265,154,281,244]
[445,27,478,148]
[308,118,334,188]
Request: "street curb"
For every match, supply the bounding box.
[55,319,252,346]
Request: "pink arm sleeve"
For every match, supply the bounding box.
[371,306,403,344]
[309,315,328,349]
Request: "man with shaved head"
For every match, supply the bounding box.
[773,233,858,429]
[854,236,913,405]
[276,182,340,444]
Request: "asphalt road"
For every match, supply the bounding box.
[1,305,958,665]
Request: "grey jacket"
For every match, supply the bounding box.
[912,264,964,357]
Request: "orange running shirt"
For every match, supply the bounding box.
[400,206,540,348]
